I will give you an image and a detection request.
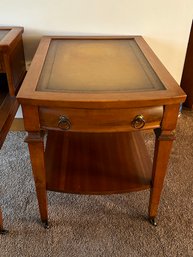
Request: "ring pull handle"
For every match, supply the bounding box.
[58,116,71,130]
[131,114,145,129]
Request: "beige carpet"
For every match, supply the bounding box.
[0,109,193,257]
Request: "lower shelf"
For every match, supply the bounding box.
[45,131,152,194]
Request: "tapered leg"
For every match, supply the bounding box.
[25,132,49,228]
[148,129,175,224]
[0,208,8,235]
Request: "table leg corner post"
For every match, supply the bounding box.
[25,131,49,227]
[148,128,176,224]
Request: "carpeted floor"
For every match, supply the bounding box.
[0,109,193,257]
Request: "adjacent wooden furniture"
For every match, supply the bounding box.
[0,26,26,234]
[17,36,186,227]
[0,27,26,147]
[181,20,193,109]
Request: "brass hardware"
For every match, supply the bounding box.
[58,116,71,130]
[131,114,145,129]
[149,217,157,226]
[43,221,50,229]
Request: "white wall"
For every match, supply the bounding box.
[0,0,192,116]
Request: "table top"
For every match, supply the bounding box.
[17,36,186,108]
[0,27,24,51]
[37,39,165,93]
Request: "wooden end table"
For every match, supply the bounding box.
[0,26,26,234]
[17,36,186,228]
[0,26,26,147]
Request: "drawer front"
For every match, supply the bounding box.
[39,106,163,132]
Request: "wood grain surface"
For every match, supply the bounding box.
[45,131,152,194]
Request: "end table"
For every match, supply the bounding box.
[0,26,26,234]
[17,36,186,227]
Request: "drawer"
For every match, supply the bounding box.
[39,106,163,132]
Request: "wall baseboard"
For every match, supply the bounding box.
[10,118,25,131]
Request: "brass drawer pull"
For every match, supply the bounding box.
[58,116,71,130]
[131,115,145,129]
